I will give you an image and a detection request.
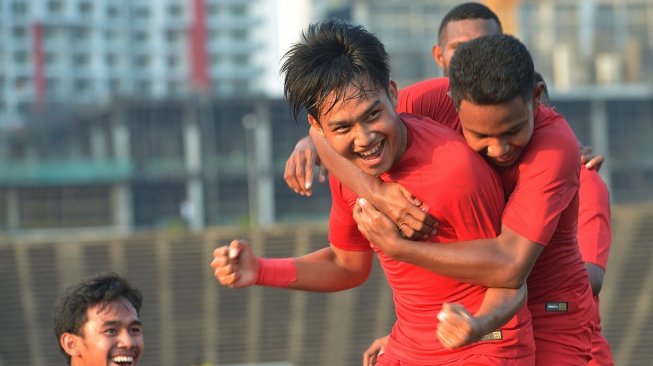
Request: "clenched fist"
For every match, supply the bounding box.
[211,239,259,288]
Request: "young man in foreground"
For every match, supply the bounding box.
[53,272,144,366]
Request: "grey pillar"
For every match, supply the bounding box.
[242,102,276,227]
[590,98,612,193]
[111,108,133,232]
[183,111,205,231]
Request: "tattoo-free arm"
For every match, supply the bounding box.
[389,224,542,289]
[354,198,542,289]
[310,127,437,239]
[436,285,528,349]
[290,245,374,292]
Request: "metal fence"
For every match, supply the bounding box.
[1,202,653,365]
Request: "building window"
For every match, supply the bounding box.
[138,80,151,95]
[110,78,121,92]
[14,77,29,90]
[17,102,31,115]
[46,78,59,93]
[14,51,28,63]
[12,2,28,15]
[47,0,63,14]
[168,4,182,16]
[73,28,90,41]
[43,27,59,40]
[230,4,246,16]
[45,52,58,64]
[207,3,220,15]
[210,53,224,64]
[79,2,93,14]
[167,55,178,68]
[134,31,149,42]
[12,27,27,39]
[105,54,117,65]
[74,53,89,66]
[134,6,150,18]
[231,30,247,41]
[74,79,90,91]
[165,30,179,43]
[136,55,150,67]
[106,5,119,17]
[105,30,118,41]
[233,54,248,64]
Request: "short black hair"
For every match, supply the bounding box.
[53,272,143,365]
[449,34,535,107]
[438,2,503,41]
[281,18,390,122]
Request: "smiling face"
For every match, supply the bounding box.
[432,18,501,76]
[458,95,537,168]
[62,298,143,366]
[308,79,406,177]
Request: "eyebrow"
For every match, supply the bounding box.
[466,118,528,136]
[326,99,382,127]
[102,320,143,327]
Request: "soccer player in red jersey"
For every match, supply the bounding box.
[311,34,597,365]
[212,19,536,365]
[539,73,615,366]
[578,168,614,366]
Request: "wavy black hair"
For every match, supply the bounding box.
[438,2,502,42]
[281,18,390,123]
[449,34,535,107]
[53,272,143,364]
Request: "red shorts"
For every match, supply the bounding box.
[588,333,614,366]
[533,327,592,365]
[588,304,614,366]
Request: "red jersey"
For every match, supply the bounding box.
[578,168,612,271]
[398,78,596,363]
[328,113,534,364]
[578,168,614,366]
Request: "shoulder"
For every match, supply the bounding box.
[579,168,609,200]
[328,174,357,209]
[400,77,450,95]
[522,105,580,170]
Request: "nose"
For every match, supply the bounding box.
[487,139,510,158]
[117,330,139,348]
[353,123,374,147]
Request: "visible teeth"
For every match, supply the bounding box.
[359,141,382,158]
[112,356,134,363]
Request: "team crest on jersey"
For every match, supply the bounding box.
[480,330,503,341]
[545,301,568,312]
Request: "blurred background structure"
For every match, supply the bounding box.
[0,0,652,365]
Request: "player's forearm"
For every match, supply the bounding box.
[391,229,538,288]
[310,127,382,198]
[289,247,371,292]
[474,285,528,338]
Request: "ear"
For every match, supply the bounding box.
[532,81,546,110]
[307,114,324,136]
[388,79,398,108]
[432,44,445,70]
[60,332,82,358]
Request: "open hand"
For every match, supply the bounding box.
[284,135,328,196]
[362,335,389,366]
